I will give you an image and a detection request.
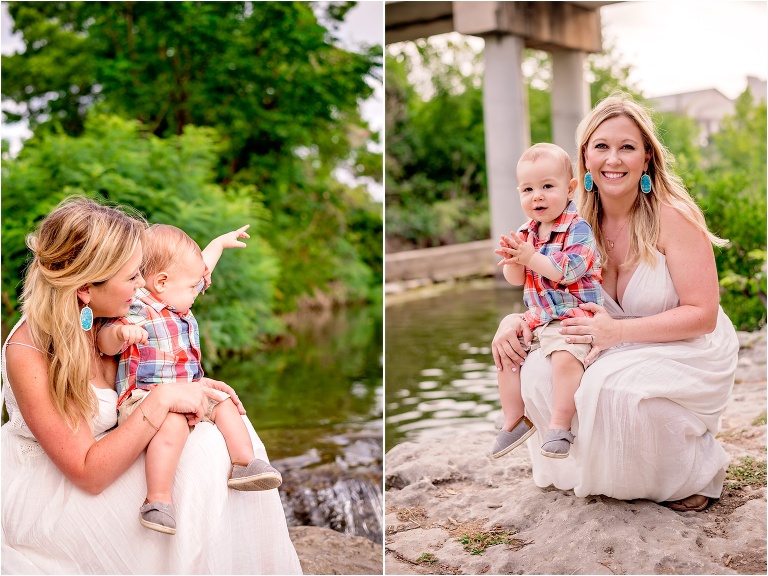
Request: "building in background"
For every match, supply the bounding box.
[650,76,766,145]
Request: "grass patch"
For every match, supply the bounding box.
[752,411,767,426]
[458,526,517,555]
[726,455,767,489]
[416,552,437,565]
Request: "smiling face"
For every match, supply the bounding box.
[583,115,650,200]
[86,243,145,319]
[516,153,578,226]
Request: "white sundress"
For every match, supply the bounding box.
[521,250,740,501]
[1,318,303,574]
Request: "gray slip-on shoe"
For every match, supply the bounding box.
[540,428,575,459]
[491,415,536,459]
[228,458,283,491]
[139,500,176,535]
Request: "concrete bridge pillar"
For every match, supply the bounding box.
[481,33,528,247]
[551,49,591,160]
[385,1,613,279]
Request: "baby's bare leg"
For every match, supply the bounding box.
[210,397,254,464]
[497,366,525,431]
[548,350,584,431]
[145,411,190,504]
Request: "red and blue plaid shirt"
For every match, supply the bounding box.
[518,202,603,331]
[109,287,204,407]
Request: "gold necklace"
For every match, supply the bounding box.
[605,218,629,252]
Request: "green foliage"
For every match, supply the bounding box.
[416,553,437,565]
[636,91,766,330]
[458,527,517,555]
[214,304,382,457]
[693,91,767,330]
[655,111,703,177]
[385,38,641,251]
[385,35,765,331]
[384,41,488,249]
[386,196,488,249]
[587,36,644,105]
[3,2,377,159]
[2,0,383,322]
[725,455,767,489]
[1,114,280,365]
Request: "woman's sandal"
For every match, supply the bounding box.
[666,494,711,512]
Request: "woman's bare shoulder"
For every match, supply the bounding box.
[5,322,48,382]
[658,202,692,227]
[7,320,33,345]
[657,202,709,252]
[5,322,46,356]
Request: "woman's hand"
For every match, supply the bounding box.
[155,383,215,425]
[559,302,623,365]
[200,377,246,415]
[492,314,533,372]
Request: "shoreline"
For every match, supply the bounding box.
[384,328,767,575]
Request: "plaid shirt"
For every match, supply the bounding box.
[518,201,603,331]
[109,287,204,407]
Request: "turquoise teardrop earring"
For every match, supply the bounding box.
[584,170,594,192]
[640,171,652,194]
[80,305,94,331]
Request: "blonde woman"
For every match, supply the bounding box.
[492,92,739,512]
[1,196,302,573]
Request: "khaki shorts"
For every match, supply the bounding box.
[117,387,230,427]
[531,320,591,367]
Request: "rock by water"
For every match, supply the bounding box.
[385,329,767,575]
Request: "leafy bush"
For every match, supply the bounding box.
[1,114,280,366]
[2,0,383,322]
[692,92,767,330]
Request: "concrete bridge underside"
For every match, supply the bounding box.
[386,1,618,277]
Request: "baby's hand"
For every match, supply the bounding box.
[495,234,516,265]
[117,325,148,347]
[495,232,525,266]
[509,233,536,266]
[216,225,250,250]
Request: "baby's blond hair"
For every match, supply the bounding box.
[141,224,201,277]
[518,142,574,180]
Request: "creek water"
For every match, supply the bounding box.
[385,280,525,452]
[214,303,383,543]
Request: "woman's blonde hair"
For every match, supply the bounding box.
[141,224,201,278]
[20,196,147,430]
[576,91,726,269]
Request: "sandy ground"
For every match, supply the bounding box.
[384,329,767,575]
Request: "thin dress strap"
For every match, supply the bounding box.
[5,341,45,353]
[1,317,41,415]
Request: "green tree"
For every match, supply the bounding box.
[384,35,641,251]
[1,114,280,365]
[696,91,767,330]
[2,1,383,312]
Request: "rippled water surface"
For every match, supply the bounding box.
[385,281,525,451]
[215,304,383,541]
[215,304,383,463]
